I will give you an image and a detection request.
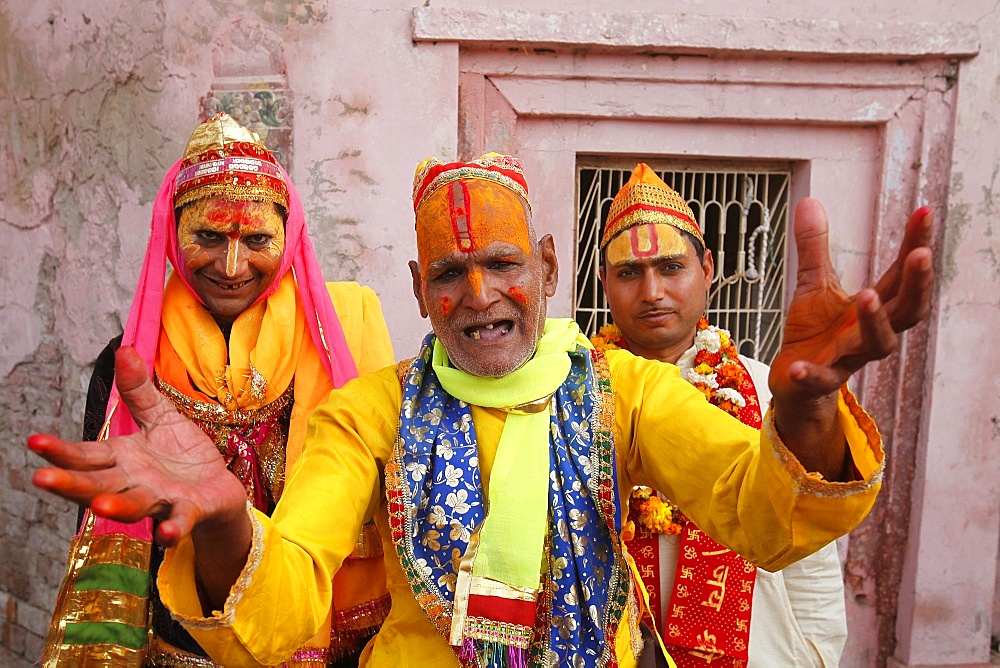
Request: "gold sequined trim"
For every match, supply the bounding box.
[764,385,885,497]
[395,358,415,384]
[85,532,153,571]
[56,588,148,627]
[168,502,264,631]
[587,349,639,666]
[329,592,392,658]
[156,377,294,506]
[42,642,147,667]
[155,377,293,426]
[146,636,217,667]
[347,521,384,560]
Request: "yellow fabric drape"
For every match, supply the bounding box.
[157,276,395,660]
[160,346,883,667]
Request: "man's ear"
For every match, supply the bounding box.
[409,260,429,318]
[538,234,559,298]
[702,248,715,291]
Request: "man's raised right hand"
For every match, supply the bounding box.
[29,346,249,548]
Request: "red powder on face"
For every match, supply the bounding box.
[508,286,529,305]
[439,296,452,318]
[204,200,248,224]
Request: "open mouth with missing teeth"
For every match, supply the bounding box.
[209,277,254,291]
[464,320,514,341]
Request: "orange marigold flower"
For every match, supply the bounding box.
[696,351,722,367]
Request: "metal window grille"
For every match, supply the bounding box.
[575,160,790,363]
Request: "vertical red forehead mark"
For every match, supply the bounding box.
[449,181,475,253]
[507,286,529,306]
[227,229,241,240]
[439,296,452,318]
[629,224,660,258]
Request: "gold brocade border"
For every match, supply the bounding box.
[44,642,147,667]
[86,532,154,571]
[333,593,392,630]
[169,502,264,631]
[57,589,148,627]
[346,521,384,560]
[586,349,643,664]
[384,443,455,643]
[42,511,153,667]
[155,377,294,427]
[765,385,885,498]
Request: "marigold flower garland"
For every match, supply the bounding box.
[629,486,683,535]
[592,318,750,535]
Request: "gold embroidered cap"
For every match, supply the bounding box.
[412,152,531,216]
[174,112,288,209]
[600,163,702,250]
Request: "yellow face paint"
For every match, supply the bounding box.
[605,223,688,266]
[177,198,285,276]
[415,179,532,275]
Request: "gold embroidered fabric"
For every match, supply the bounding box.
[156,377,294,509]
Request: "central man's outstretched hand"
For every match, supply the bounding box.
[768,199,934,480]
[29,346,249,548]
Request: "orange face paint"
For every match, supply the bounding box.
[507,286,529,306]
[415,179,532,275]
[468,267,484,296]
[439,296,452,318]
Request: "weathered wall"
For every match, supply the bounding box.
[1,1,998,666]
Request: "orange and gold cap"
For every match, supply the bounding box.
[599,163,702,250]
[412,153,535,272]
[173,112,288,209]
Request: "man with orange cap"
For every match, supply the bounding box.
[593,163,847,666]
[41,113,395,667]
[30,152,934,667]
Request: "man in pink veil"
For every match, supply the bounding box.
[42,113,395,667]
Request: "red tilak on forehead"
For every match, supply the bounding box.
[630,224,659,258]
[203,200,269,231]
[449,181,475,253]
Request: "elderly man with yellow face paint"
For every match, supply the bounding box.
[41,113,395,667]
[30,152,935,667]
[593,164,848,667]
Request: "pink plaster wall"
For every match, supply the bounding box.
[1,1,997,666]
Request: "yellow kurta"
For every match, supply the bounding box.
[159,348,882,667]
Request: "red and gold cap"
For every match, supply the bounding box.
[173,112,288,209]
[599,163,702,250]
[412,153,530,216]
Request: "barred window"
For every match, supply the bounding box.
[575,159,790,363]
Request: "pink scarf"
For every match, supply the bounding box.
[96,159,358,539]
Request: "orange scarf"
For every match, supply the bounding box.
[157,270,332,468]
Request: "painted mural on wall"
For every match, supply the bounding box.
[200,18,293,170]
